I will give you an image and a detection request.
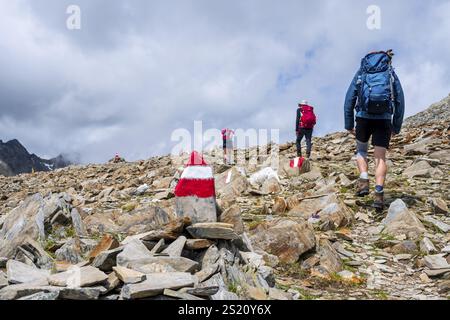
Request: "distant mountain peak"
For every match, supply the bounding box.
[0,139,72,176]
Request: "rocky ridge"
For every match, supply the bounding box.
[0,139,72,176]
[0,94,449,300]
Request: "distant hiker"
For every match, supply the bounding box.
[221,128,235,164]
[344,49,405,211]
[296,100,317,159]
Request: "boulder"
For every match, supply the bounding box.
[403,161,442,179]
[381,199,426,239]
[219,206,245,234]
[88,234,120,262]
[0,194,45,258]
[92,247,124,272]
[70,208,87,237]
[215,167,249,202]
[249,218,316,264]
[314,239,343,275]
[161,236,187,257]
[289,193,353,229]
[116,239,153,267]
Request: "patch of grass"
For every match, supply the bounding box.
[65,226,76,238]
[293,287,319,300]
[340,186,350,194]
[379,233,396,241]
[227,282,239,294]
[247,220,264,231]
[277,262,310,279]
[372,289,389,300]
[121,202,137,212]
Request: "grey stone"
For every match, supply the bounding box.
[198,273,239,300]
[187,223,239,240]
[0,271,8,289]
[48,266,108,287]
[382,199,426,239]
[103,272,121,294]
[0,280,54,300]
[249,218,316,264]
[424,216,450,233]
[161,236,186,257]
[6,260,50,284]
[424,255,450,270]
[128,256,199,273]
[59,287,101,300]
[113,266,146,284]
[175,196,217,224]
[163,288,204,300]
[269,287,293,300]
[92,246,123,271]
[183,286,219,297]
[70,208,87,236]
[116,239,153,267]
[420,238,437,255]
[18,291,60,300]
[121,272,196,300]
[0,194,46,258]
[219,206,245,234]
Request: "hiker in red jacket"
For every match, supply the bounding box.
[296,100,317,159]
[221,128,235,164]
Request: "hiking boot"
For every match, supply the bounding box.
[356,178,370,197]
[373,192,385,212]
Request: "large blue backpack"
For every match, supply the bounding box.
[356,51,395,115]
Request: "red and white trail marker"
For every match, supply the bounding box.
[174,151,217,223]
[290,157,305,169]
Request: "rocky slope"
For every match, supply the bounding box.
[0,95,448,300]
[0,139,72,176]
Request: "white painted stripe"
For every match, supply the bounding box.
[180,165,213,179]
[225,170,232,184]
[293,157,300,168]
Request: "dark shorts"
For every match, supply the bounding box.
[355,117,392,149]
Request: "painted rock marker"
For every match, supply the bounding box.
[174,151,217,223]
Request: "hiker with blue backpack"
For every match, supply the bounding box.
[296,100,317,159]
[344,50,405,211]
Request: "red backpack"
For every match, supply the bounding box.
[300,105,317,129]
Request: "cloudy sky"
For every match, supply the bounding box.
[0,0,449,163]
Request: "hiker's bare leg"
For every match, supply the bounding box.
[374,146,387,186]
[356,140,369,175]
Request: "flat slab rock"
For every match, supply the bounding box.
[48,266,108,287]
[186,223,239,240]
[121,272,197,300]
[128,256,199,273]
[113,266,146,284]
[6,260,51,284]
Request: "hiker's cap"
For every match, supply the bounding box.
[300,100,309,105]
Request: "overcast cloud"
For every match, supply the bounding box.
[0,0,449,163]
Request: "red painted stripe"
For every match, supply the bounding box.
[290,157,305,168]
[174,178,216,198]
[186,151,208,167]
